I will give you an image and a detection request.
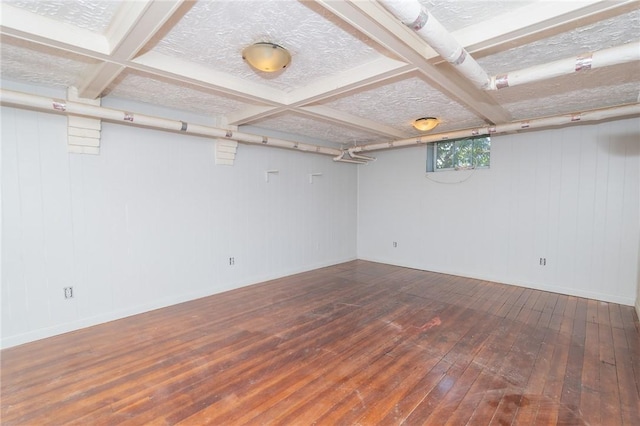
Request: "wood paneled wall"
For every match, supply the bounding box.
[1,82,357,348]
[358,118,640,306]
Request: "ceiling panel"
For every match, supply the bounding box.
[497,63,640,119]
[323,75,485,134]
[107,70,260,118]
[248,112,384,147]
[504,81,640,120]
[152,0,393,93]
[421,0,536,32]
[1,0,638,154]
[3,0,120,33]
[0,38,99,88]
[478,9,640,74]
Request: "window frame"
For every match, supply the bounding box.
[427,136,491,173]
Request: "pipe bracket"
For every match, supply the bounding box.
[52,101,66,111]
[575,54,593,72]
[410,9,429,31]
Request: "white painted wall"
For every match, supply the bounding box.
[2,80,637,349]
[358,118,640,306]
[1,84,357,348]
[637,231,640,318]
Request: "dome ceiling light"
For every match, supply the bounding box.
[413,117,440,132]
[242,42,291,73]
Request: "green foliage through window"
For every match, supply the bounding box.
[427,136,490,172]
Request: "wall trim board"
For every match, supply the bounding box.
[358,256,636,307]
[0,257,356,349]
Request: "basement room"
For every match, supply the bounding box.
[1,0,639,424]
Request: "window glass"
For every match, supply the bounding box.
[435,141,455,169]
[428,136,491,172]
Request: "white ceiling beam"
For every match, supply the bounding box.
[300,105,410,139]
[78,63,127,100]
[316,0,512,124]
[228,1,637,133]
[131,51,288,106]
[229,103,411,139]
[6,0,631,142]
[454,0,639,58]
[0,16,288,110]
[227,57,413,126]
[231,0,636,129]
[286,56,414,106]
[226,105,283,126]
[0,4,109,55]
[78,0,187,99]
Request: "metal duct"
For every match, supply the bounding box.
[490,41,640,90]
[379,0,490,89]
[0,89,343,157]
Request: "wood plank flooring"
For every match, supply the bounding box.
[2,260,639,425]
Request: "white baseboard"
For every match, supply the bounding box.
[357,256,636,306]
[0,256,357,349]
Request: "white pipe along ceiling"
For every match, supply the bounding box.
[2,88,637,164]
[490,41,640,90]
[378,0,491,89]
[0,89,342,157]
[0,0,638,163]
[350,103,640,154]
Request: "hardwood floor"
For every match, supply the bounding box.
[2,260,639,425]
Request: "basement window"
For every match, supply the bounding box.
[426,136,490,172]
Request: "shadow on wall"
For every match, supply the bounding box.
[600,131,640,157]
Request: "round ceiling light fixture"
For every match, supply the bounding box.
[242,42,291,72]
[413,117,440,132]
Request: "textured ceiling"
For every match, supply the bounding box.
[107,71,256,117]
[0,38,99,88]
[419,0,537,32]
[1,0,638,151]
[3,0,118,33]
[251,112,385,146]
[324,75,485,133]
[477,9,640,73]
[153,0,391,93]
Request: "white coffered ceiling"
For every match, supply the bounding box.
[1,0,638,150]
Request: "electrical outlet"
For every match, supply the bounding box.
[539,257,547,266]
[64,287,73,299]
[229,257,235,266]
[393,241,398,248]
